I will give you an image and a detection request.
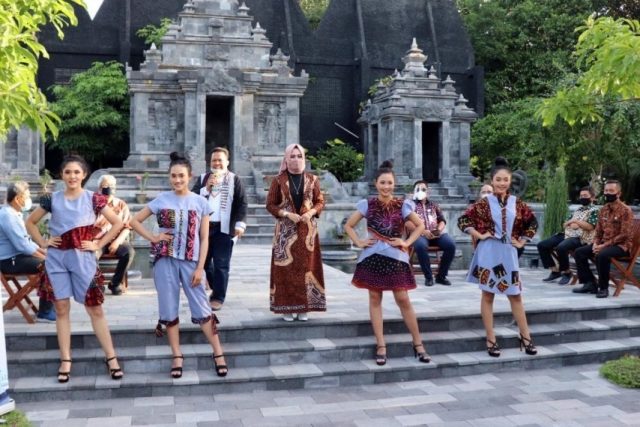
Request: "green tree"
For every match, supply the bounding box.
[136,18,172,47]
[0,0,85,140]
[48,61,130,166]
[537,16,640,126]
[542,165,569,238]
[298,0,330,29]
[308,138,364,182]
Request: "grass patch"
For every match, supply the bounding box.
[600,354,640,388]
[1,410,32,427]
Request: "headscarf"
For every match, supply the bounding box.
[279,143,306,174]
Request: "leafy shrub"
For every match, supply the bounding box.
[136,18,172,47]
[542,165,569,239]
[600,355,640,388]
[308,139,364,182]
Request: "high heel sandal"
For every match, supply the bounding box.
[486,339,501,357]
[375,345,387,366]
[413,343,431,363]
[213,354,228,377]
[104,356,124,380]
[519,334,537,355]
[58,359,72,383]
[170,355,184,379]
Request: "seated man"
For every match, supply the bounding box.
[94,175,134,295]
[538,186,599,285]
[407,180,456,286]
[0,182,55,321]
[573,180,633,298]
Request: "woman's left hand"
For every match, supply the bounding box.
[511,238,526,249]
[388,238,407,249]
[300,211,314,223]
[80,240,100,252]
[191,267,204,287]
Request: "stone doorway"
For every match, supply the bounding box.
[421,121,441,183]
[205,96,233,158]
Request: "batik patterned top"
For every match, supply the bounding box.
[594,199,634,251]
[563,204,599,244]
[412,199,445,232]
[147,191,212,262]
[356,197,414,264]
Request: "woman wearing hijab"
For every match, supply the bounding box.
[265,144,326,321]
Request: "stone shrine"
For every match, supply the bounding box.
[125,0,308,191]
[359,39,477,199]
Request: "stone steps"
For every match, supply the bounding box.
[10,338,640,403]
[8,316,640,378]
[7,303,640,402]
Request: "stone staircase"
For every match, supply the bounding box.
[8,302,640,403]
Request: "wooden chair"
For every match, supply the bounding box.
[409,245,442,277]
[1,272,39,323]
[610,218,640,297]
[98,253,129,292]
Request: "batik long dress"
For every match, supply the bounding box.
[457,193,537,295]
[351,197,416,291]
[266,172,326,314]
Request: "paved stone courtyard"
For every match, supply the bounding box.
[4,244,640,426]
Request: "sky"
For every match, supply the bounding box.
[85,0,105,20]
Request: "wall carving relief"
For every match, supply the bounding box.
[259,102,283,148]
[150,100,177,148]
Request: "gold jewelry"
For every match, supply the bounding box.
[289,174,303,195]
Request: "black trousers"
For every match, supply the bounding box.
[574,244,628,289]
[100,241,134,288]
[537,233,583,271]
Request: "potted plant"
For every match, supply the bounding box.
[135,172,149,203]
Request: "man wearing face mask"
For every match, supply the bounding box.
[573,180,633,298]
[406,180,456,286]
[0,181,55,321]
[94,175,133,295]
[191,147,247,311]
[537,186,599,285]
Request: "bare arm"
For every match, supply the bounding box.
[191,215,209,286]
[344,211,375,249]
[129,207,171,243]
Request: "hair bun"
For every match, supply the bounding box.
[169,151,184,161]
[379,159,394,169]
[494,156,509,168]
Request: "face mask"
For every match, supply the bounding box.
[210,167,219,173]
[480,192,492,199]
[413,190,427,201]
[101,187,112,196]
[579,198,591,206]
[604,194,618,203]
[21,197,32,212]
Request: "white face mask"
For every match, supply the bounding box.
[22,197,33,212]
[413,190,428,201]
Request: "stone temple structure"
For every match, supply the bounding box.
[359,39,477,199]
[125,0,309,191]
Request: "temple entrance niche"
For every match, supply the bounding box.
[205,96,233,156]
[422,121,441,183]
[359,39,477,200]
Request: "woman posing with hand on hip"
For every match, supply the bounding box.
[457,157,538,358]
[129,152,228,378]
[25,155,124,383]
[343,160,430,366]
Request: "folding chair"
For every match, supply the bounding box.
[98,252,129,292]
[1,272,39,324]
[610,218,640,297]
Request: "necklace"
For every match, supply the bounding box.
[289,174,303,195]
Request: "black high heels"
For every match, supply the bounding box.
[170,355,184,379]
[58,359,72,383]
[519,334,537,355]
[413,343,431,363]
[104,356,124,380]
[375,345,387,366]
[486,339,501,357]
[213,354,228,377]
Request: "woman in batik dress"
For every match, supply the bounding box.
[343,160,430,366]
[457,157,538,358]
[266,143,326,322]
[25,155,124,383]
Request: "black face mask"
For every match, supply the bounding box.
[101,187,112,196]
[604,194,618,203]
[579,198,591,206]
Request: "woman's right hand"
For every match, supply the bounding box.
[45,236,62,248]
[476,231,493,241]
[355,238,376,248]
[285,213,301,223]
[150,232,172,244]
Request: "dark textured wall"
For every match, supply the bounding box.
[38,0,482,156]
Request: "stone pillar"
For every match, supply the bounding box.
[181,79,206,174]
